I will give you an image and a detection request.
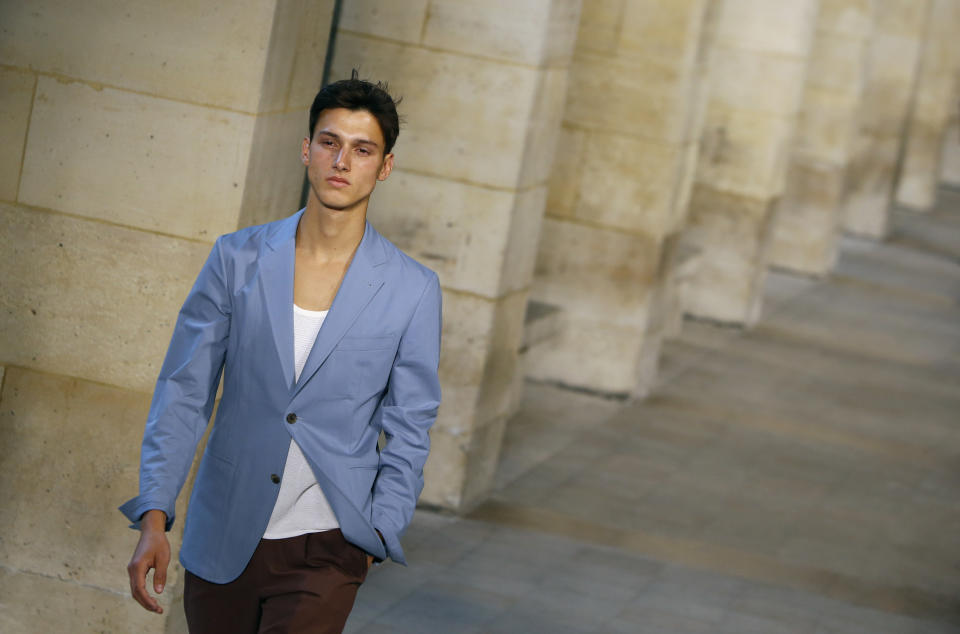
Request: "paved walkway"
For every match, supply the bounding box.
[346,190,960,633]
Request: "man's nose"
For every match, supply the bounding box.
[334,148,350,170]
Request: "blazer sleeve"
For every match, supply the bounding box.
[371,272,442,564]
[118,237,232,531]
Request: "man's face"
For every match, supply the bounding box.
[301,107,394,213]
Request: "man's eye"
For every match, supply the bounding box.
[357,148,370,155]
[321,139,336,147]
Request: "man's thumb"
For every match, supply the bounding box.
[153,552,169,593]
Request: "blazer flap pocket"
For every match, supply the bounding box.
[336,334,398,351]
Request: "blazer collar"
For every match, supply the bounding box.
[260,209,388,395]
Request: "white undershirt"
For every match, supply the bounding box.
[263,304,340,539]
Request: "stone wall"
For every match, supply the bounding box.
[769,0,875,275]
[842,0,931,236]
[0,1,335,631]
[330,0,582,510]
[895,0,960,210]
[524,0,712,397]
[683,0,821,324]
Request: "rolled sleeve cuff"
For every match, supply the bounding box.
[373,523,407,566]
[118,496,175,531]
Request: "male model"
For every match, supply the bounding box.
[122,72,441,633]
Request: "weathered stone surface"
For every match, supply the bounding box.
[0,203,210,392]
[422,0,581,67]
[708,48,808,114]
[0,68,34,203]
[0,367,194,597]
[844,135,900,237]
[331,33,543,190]
[770,162,847,275]
[683,186,777,325]
[0,566,166,634]
[714,0,819,56]
[19,78,253,240]
[237,109,306,229]
[0,0,276,112]
[338,0,430,45]
[526,218,662,393]
[369,171,546,299]
[941,118,960,186]
[895,0,960,210]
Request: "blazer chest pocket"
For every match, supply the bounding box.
[327,335,399,398]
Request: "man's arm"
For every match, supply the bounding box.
[121,237,232,610]
[371,273,442,565]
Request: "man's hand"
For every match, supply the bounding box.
[127,509,170,614]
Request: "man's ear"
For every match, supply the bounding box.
[301,137,311,165]
[378,153,394,181]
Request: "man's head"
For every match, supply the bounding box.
[308,70,401,153]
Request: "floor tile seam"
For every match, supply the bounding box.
[466,500,960,626]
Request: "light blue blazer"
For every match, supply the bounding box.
[119,210,442,583]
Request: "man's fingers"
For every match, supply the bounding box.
[154,550,169,594]
[127,551,163,614]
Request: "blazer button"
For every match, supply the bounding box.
[286,413,297,424]
[270,473,280,484]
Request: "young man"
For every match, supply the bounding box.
[121,73,442,633]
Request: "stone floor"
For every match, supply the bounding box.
[345,189,960,634]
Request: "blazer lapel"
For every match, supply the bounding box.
[292,221,387,398]
[260,210,303,391]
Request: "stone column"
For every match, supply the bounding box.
[522,0,712,397]
[0,1,335,631]
[842,0,931,236]
[895,0,960,211]
[769,0,876,275]
[684,0,820,325]
[330,0,582,510]
[941,112,960,187]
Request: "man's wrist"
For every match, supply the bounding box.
[140,509,167,533]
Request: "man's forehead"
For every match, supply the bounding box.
[313,108,384,146]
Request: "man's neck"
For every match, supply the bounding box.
[296,202,367,263]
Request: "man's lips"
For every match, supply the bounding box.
[326,176,350,187]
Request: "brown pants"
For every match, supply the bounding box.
[183,530,369,634]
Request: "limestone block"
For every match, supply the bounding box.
[368,170,546,298]
[683,185,777,325]
[338,0,430,45]
[0,68,34,202]
[0,0,276,112]
[708,47,808,115]
[575,0,627,55]
[517,66,570,189]
[795,87,862,165]
[620,0,709,64]
[806,31,869,99]
[695,107,796,199]
[873,0,932,37]
[0,566,165,634]
[859,33,925,134]
[564,51,690,143]
[897,121,945,211]
[817,0,876,38]
[421,425,468,509]
[19,78,253,240]
[548,132,686,239]
[714,0,819,57]
[545,124,588,219]
[258,0,337,112]
[0,367,192,599]
[843,135,899,238]
[0,203,211,392]
[458,414,510,508]
[526,218,660,393]
[331,33,541,190]
[422,0,581,67]
[769,161,846,275]
[941,118,960,186]
[237,110,306,229]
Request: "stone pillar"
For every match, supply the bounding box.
[895,0,960,211]
[522,0,712,396]
[330,1,582,510]
[842,0,931,236]
[941,112,960,187]
[769,0,876,275]
[0,1,335,631]
[684,0,820,325]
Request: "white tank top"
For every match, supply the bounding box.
[262,304,339,539]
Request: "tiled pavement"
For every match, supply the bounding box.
[345,190,960,633]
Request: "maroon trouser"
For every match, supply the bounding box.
[183,530,369,634]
